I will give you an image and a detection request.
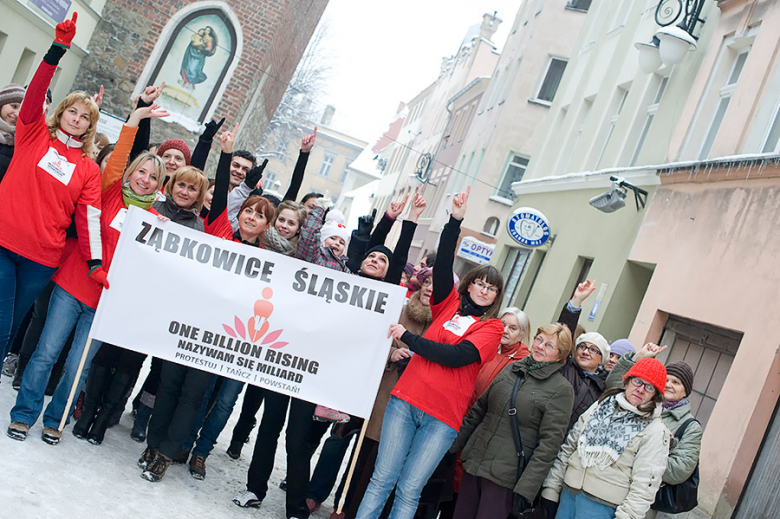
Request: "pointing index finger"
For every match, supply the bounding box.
[72,12,78,23]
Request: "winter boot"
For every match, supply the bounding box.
[138,446,158,469]
[189,454,207,480]
[87,371,134,445]
[2,353,19,377]
[73,364,111,440]
[226,440,243,460]
[131,403,152,443]
[141,452,172,482]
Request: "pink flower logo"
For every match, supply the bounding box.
[222,287,287,349]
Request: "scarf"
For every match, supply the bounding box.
[460,293,490,318]
[663,398,689,412]
[232,230,260,247]
[522,354,553,372]
[261,227,294,256]
[0,118,14,146]
[122,183,156,210]
[577,393,654,469]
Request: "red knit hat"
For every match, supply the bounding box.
[623,358,667,396]
[156,139,191,165]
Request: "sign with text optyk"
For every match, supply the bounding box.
[90,207,405,418]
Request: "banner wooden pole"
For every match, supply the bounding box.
[58,337,93,432]
[335,419,370,515]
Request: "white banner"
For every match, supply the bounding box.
[90,207,406,418]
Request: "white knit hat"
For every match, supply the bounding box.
[320,209,349,246]
[575,332,610,365]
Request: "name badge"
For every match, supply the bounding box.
[109,208,128,232]
[38,147,76,185]
[442,314,477,337]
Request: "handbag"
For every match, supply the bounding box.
[651,418,699,513]
[507,375,544,519]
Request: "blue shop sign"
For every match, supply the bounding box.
[507,207,550,247]
[28,0,72,23]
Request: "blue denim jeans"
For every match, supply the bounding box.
[356,396,458,519]
[0,246,56,360]
[556,488,616,519]
[308,427,353,503]
[186,377,245,457]
[11,285,101,429]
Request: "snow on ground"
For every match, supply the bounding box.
[0,376,345,519]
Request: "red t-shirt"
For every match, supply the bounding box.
[0,63,101,267]
[391,286,503,430]
[204,211,234,240]
[53,183,159,308]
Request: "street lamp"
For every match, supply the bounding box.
[635,0,706,72]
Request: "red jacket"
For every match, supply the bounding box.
[0,59,102,268]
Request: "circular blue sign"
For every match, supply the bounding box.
[507,208,550,247]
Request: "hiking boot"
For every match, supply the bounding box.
[42,427,62,445]
[189,454,206,480]
[141,452,171,482]
[226,440,242,460]
[2,353,19,377]
[7,421,29,441]
[233,490,262,508]
[138,446,158,469]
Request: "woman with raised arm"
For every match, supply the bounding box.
[356,187,505,519]
[8,103,168,444]
[0,13,104,369]
[0,83,25,182]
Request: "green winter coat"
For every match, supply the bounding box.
[451,359,574,502]
[606,353,703,484]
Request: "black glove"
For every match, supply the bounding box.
[510,494,532,518]
[357,208,377,239]
[540,497,558,519]
[244,159,268,189]
[202,117,225,141]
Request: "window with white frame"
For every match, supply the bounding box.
[762,98,780,153]
[698,49,750,159]
[594,88,630,168]
[535,58,567,103]
[483,217,500,237]
[501,248,532,309]
[630,76,668,166]
[495,154,529,200]
[318,155,334,177]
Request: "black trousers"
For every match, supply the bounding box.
[231,382,265,445]
[146,360,214,458]
[246,390,327,519]
[92,342,147,373]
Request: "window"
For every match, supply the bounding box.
[567,0,592,11]
[762,99,780,153]
[699,50,749,159]
[483,217,499,237]
[594,88,629,168]
[501,248,532,309]
[318,155,334,177]
[495,154,529,200]
[630,76,668,166]
[536,58,567,103]
[338,167,348,183]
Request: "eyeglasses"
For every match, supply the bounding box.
[533,335,557,352]
[472,280,498,294]
[576,344,602,356]
[629,377,657,394]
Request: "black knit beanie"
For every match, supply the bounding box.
[364,245,393,265]
[666,361,694,397]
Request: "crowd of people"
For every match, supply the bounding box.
[0,16,702,519]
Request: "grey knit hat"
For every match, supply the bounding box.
[0,84,25,109]
[665,361,694,397]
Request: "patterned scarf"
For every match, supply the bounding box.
[577,393,653,469]
[663,397,689,411]
[522,354,554,372]
[261,227,293,256]
[122,183,156,210]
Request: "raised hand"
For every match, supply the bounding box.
[571,279,596,308]
[387,194,409,219]
[127,103,169,127]
[408,185,427,223]
[451,186,470,220]
[219,122,238,154]
[634,342,668,361]
[202,117,225,141]
[244,159,267,188]
[54,12,78,48]
[357,209,376,239]
[92,85,103,109]
[301,126,317,153]
[140,82,165,105]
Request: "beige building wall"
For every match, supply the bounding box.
[1,0,106,102]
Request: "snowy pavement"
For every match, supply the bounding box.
[0,376,343,519]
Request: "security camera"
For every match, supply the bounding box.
[589,184,627,213]
[589,176,648,213]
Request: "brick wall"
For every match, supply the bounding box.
[74,0,327,171]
